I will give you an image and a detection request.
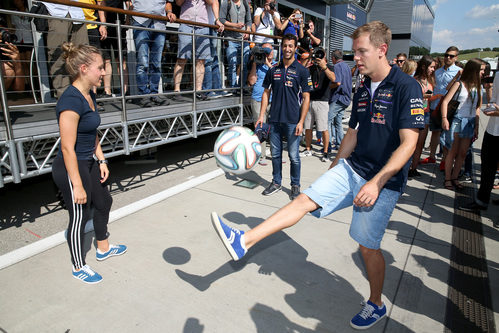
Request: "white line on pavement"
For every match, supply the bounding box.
[0,168,225,271]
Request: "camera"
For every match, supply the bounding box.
[311,47,325,60]
[0,29,17,45]
[0,29,17,62]
[268,2,275,10]
[303,24,310,32]
[251,46,272,65]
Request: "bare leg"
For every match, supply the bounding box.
[411,126,428,170]
[305,129,313,150]
[174,59,187,92]
[195,59,205,91]
[96,238,109,252]
[244,194,319,249]
[120,60,129,94]
[322,130,329,154]
[359,245,385,307]
[445,134,459,181]
[103,59,112,95]
[451,137,471,180]
[428,130,440,160]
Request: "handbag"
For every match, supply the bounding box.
[431,82,462,128]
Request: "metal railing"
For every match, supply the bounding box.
[0,1,282,187]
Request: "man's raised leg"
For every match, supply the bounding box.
[211,194,319,260]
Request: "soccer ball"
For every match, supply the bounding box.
[214,126,262,175]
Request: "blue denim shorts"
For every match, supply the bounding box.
[177,24,211,60]
[450,115,475,139]
[303,159,400,249]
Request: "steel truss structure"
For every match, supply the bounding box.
[0,6,258,188]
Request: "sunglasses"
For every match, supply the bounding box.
[444,54,457,59]
[396,60,405,63]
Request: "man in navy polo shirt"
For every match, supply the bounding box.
[255,33,311,200]
[212,21,424,329]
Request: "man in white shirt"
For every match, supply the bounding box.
[42,1,89,97]
[253,0,281,45]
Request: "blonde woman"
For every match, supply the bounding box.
[52,43,126,284]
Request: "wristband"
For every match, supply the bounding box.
[98,159,108,164]
[166,10,172,14]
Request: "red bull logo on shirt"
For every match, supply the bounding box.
[371,112,386,124]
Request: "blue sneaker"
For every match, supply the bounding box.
[207,91,223,99]
[96,244,127,261]
[350,300,386,330]
[211,212,247,261]
[72,265,103,284]
[218,90,233,97]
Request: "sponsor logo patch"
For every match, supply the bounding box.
[371,112,386,124]
[411,108,424,115]
[358,101,368,107]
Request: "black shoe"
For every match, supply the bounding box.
[262,182,282,196]
[150,95,170,106]
[196,93,207,101]
[459,201,487,212]
[459,174,473,183]
[289,185,300,200]
[408,169,421,177]
[170,92,191,102]
[135,97,152,108]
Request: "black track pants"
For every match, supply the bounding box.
[52,156,113,269]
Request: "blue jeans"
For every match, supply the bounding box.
[270,122,301,186]
[202,31,222,91]
[328,101,348,146]
[226,40,250,88]
[133,20,165,95]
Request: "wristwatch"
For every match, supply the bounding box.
[97,159,108,164]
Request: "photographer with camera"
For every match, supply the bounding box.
[0,18,25,92]
[281,8,304,39]
[300,48,335,162]
[253,0,281,45]
[301,19,321,52]
[299,19,321,68]
[248,43,275,164]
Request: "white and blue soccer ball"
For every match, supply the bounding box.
[214,126,262,175]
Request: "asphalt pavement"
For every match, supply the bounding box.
[0,113,497,332]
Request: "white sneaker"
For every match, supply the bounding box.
[299,150,312,157]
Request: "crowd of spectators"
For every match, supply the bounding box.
[0,0,328,100]
[1,0,498,213]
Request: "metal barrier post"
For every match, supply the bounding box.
[0,64,21,184]
[239,37,244,124]
[116,20,130,154]
[192,29,197,111]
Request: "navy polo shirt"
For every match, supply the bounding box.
[263,59,311,124]
[347,66,424,192]
[56,85,101,160]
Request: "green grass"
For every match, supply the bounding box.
[455,51,499,61]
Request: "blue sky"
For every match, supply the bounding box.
[430,0,499,52]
